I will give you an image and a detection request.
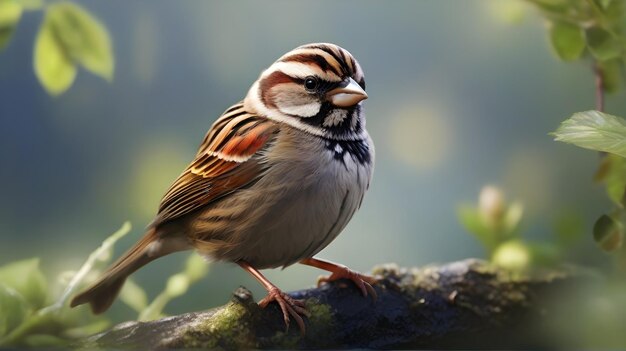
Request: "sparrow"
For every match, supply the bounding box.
[71,43,375,333]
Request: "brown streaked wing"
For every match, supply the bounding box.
[152,108,278,227]
[194,101,246,157]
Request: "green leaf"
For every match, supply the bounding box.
[503,201,524,234]
[603,154,626,207]
[549,21,585,61]
[594,152,613,182]
[184,253,209,282]
[458,205,496,251]
[33,15,77,95]
[491,239,531,271]
[165,274,189,298]
[138,292,168,322]
[603,0,626,26]
[598,59,623,93]
[62,319,109,339]
[586,26,623,61]
[14,0,42,10]
[527,0,569,13]
[47,2,114,80]
[593,214,623,252]
[552,111,626,158]
[0,0,22,51]
[119,278,148,313]
[138,254,208,321]
[0,285,29,337]
[0,258,48,309]
[138,252,208,321]
[22,334,67,347]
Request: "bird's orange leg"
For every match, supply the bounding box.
[237,261,308,334]
[300,257,377,300]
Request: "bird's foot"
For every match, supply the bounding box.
[317,266,378,300]
[258,287,309,335]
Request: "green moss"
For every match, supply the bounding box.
[306,298,333,327]
[179,302,254,349]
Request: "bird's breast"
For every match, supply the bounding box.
[192,128,374,269]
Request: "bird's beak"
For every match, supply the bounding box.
[326,77,368,107]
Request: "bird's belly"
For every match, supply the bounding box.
[194,161,367,268]
[238,178,361,269]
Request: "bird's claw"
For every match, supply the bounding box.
[259,287,309,335]
[317,267,378,300]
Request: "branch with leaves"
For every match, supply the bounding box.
[0,0,114,95]
[458,185,577,272]
[520,0,626,261]
[0,222,209,348]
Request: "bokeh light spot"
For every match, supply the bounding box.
[128,138,191,221]
[388,102,452,172]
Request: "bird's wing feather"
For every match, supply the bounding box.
[152,102,278,226]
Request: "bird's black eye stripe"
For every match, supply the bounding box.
[319,80,338,92]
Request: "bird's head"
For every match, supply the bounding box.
[245,43,368,140]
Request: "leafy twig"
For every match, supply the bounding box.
[47,221,132,312]
[0,222,131,347]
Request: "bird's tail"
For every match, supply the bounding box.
[70,229,170,314]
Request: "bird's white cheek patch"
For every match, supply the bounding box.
[280,102,321,118]
[272,89,321,117]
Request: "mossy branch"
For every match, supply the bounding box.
[78,259,586,349]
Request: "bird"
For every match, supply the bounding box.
[70,43,375,333]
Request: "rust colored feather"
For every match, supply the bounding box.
[152,105,278,227]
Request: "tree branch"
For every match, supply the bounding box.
[78,259,585,349]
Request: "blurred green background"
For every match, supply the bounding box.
[1,0,624,322]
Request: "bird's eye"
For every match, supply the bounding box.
[304,76,319,92]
